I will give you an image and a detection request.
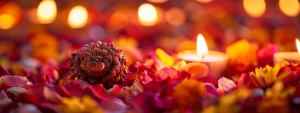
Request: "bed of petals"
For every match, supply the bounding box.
[0,40,300,113]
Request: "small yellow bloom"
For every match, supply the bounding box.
[249,62,289,88]
[203,86,250,113]
[113,36,137,48]
[258,82,292,113]
[226,40,257,67]
[155,48,174,67]
[59,96,103,113]
[172,79,206,112]
[30,33,58,61]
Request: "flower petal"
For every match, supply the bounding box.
[218,77,236,92]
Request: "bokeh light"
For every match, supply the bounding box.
[68,6,88,28]
[138,3,158,26]
[165,7,186,27]
[279,0,299,17]
[148,0,168,3]
[243,0,266,17]
[0,2,21,29]
[37,0,57,24]
[0,14,15,29]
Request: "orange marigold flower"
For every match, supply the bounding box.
[226,40,257,68]
[30,33,58,61]
[172,79,206,112]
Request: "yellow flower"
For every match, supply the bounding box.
[155,48,174,67]
[172,60,187,71]
[203,86,251,113]
[30,33,58,61]
[59,96,103,113]
[258,82,293,113]
[249,62,288,88]
[113,36,137,48]
[226,40,257,67]
[172,79,206,112]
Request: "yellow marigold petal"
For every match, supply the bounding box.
[172,60,187,71]
[155,48,174,66]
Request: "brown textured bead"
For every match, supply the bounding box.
[69,41,127,89]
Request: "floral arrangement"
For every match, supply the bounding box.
[0,39,299,113]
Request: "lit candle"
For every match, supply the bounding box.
[274,39,300,64]
[177,34,228,78]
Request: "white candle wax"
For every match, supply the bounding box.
[177,50,228,78]
[274,52,300,65]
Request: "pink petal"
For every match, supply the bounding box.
[217,77,236,92]
[154,68,178,81]
[0,76,29,88]
[100,99,128,113]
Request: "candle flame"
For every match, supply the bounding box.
[68,6,88,28]
[37,0,57,24]
[296,39,300,55]
[138,3,158,26]
[196,34,209,56]
[279,0,299,17]
[243,0,266,17]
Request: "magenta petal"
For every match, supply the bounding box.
[53,85,71,97]
[140,70,153,84]
[62,80,89,97]
[0,76,29,88]
[0,66,10,76]
[197,76,218,86]
[0,90,12,104]
[204,83,220,96]
[100,99,128,113]
[131,92,158,113]
[257,44,278,66]
[144,81,161,93]
[236,73,251,88]
[128,64,140,74]
[154,68,178,81]
[22,83,52,94]
[174,71,191,80]
[16,93,58,113]
[88,84,122,99]
[43,87,61,104]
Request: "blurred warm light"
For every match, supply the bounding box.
[243,0,266,17]
[0,14,15,29]
[279,0,299,17]
[138,3,158,26]
[296,39,300,55]
[165,8,186,27]
[196,0,213,3]
[148,0,168,3]
[68,6,88,28]
[37,0,57,24]
[109,12,128,29]
[197,34,209,56]
[0,2,21,29]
